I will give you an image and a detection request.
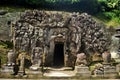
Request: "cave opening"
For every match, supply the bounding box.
[53,42,64,67]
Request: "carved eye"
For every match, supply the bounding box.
[54,32,57,35]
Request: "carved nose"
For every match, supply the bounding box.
[57,34,62,37]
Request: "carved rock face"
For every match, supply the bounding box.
[13,10,110,67]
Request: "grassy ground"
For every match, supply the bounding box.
[95,13,120,27]
[0,6,26,12]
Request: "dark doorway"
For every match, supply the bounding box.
[53,42,64,67]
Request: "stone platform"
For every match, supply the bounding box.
[1,65,13,73]
[43,67,75,77]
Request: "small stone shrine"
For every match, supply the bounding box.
[12,10,110,68]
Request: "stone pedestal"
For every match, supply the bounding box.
[30,65,41,71]
[1,65,13,73]
[103,64,118,77]
[7,50,16,65]
[75,66,90,77]
[18,65,25,76]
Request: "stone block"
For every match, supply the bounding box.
[75,66,91,76]
[29,65,41,71]
[1,65,13,73]
[103,65,118,77]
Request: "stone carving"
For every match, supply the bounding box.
[31,47,42,66]
[16,51,30,75]
[92,52,102,62]
[17,51,26,75]
[102,51,111,63]
[13,10,110,67]
[75,53,87,66]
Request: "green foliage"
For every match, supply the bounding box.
[98,0,120,11]
[4,41,13,49]
[26,0,46,6]
[0,45,8,65]
[0,42,7,48]
[96,0,120,26]
[0,41,13,49]
[78,0,101,14]
[103,12,116,19]
[0,0,120,26]
[46,0,80,3]
[106,0,119,8]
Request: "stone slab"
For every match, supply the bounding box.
[75,66,91,76]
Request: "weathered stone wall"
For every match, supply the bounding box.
[0,11,21,41]
[70,13,110,54]
[14,10,110,67]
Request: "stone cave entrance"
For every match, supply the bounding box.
[53,42,64,67]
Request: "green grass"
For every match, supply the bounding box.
[0,41,11,66]
[106,18,120,27]
[0,6,27,12]
[95,13,120,27]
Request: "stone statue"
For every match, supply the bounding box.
[31,47,42,67]
[7,50,15,66]
[16,51,31,75]
[75,53,87,66]
[17,51,26,75]
[102,51,111,63]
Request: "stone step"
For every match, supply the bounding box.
[46,67,73,71]
[44,71,75,77]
